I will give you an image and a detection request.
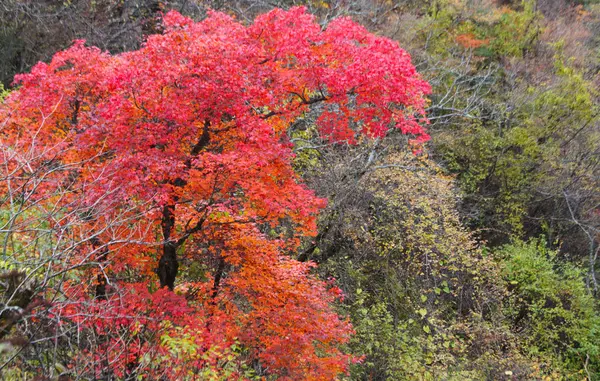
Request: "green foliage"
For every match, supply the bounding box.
[498,239,600,377]
[156,330,258,380]
[438,51,598,244]
[348,293,423,380]
[489,1,540,58]
[418,0,541,60]
[0,362,35,381]
[0,83,9,102]
[318,152,537,379]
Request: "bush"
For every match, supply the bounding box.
[498,239,600,377]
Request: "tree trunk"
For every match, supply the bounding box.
[158,204,178,290]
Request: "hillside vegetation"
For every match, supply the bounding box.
[1,0,599,379]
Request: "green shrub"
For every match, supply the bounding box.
[498,239,600,377]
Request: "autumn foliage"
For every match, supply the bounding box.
[0,7,429,379]
[455,33,489,49]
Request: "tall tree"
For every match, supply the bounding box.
[0,7,429,379]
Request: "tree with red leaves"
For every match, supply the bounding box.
[0,7,429,380]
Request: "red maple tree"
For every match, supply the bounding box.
[0,7,429,379]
